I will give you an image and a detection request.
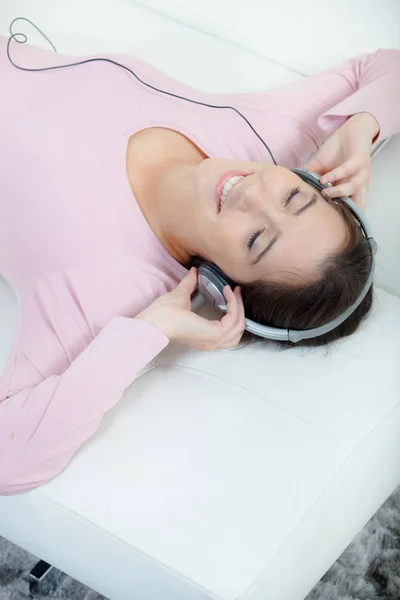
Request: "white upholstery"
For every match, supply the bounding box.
[130,0,400,75]
[0,2,399,600]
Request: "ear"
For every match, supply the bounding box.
[186,255,205,269]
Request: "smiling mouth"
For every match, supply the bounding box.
[216,171,251,213]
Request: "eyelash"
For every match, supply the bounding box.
[246,186,301,249]
[247,230,261,249]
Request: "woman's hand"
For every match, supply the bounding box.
[135,267,246,351]
[304,112,380,211]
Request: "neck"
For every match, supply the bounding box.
[154,160,199,266]
[126,131,206,266]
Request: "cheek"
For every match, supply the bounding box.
[216,227,247,269]
[223,221,245,247]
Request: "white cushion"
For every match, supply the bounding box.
[1,276,400,600]
[0,0,304,92]
[0,2,399,600]
[366,135,400,298]
[128,0,400,74]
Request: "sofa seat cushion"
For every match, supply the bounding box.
[1,280,400,600]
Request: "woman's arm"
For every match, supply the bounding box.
[0,264,245,495]
[226,49,400,167]
[0,315,169,495]
[268,48,400,147]
[315,49,400,145]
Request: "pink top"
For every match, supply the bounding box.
[0,35,399,495]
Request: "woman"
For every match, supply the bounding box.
[0,31,399,495]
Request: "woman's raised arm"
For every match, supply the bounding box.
[224,49,400,167]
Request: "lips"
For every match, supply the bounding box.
[215,170,250,213]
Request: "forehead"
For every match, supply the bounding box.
[260,195,347,283]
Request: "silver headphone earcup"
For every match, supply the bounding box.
[197,263,232,310]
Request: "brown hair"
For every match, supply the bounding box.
[188,200,374,348]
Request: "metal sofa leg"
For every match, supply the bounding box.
[28,560,54,595]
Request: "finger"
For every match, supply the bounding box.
[234,286,246,330]
[352,183,368,212]
[304,146,343,176]
[221,285,238,326]
[320,157,363,185]
[211,286,244,349]
[219,287,246,348]
[230,286,246,341]
[323,181,357,198]
[303,156,321,173]
[216,286,240,344]
[176,267,198,293]
[323,170,369,199]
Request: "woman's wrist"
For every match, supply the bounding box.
[349,112,380,143]
[135,311,172,340]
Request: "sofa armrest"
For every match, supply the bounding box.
[367,135,400,298]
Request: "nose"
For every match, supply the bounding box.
[237,171,290,234]
[238,173,277,216]
[237,174,265,211]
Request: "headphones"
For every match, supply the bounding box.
[196,168,377,343]
[7,18,377,343]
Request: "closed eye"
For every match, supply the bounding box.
[284,186,301,206]
[249,186,319,265]
[247,186,301,249]
[247,230,262,249]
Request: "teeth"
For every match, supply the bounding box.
[219,175,245,211]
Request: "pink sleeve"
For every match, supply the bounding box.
[317,49,400,143]
[226,49,400,166]
[0,315,169,495]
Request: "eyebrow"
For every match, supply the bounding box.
[251,192,319,265]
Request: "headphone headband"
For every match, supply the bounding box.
[196,168,377,343]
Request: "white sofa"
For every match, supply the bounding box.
[0,1,399,599]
